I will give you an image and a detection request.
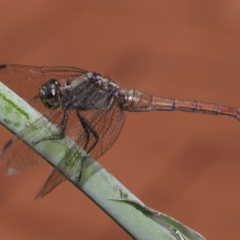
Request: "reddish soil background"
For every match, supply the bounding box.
[1,1,240,239]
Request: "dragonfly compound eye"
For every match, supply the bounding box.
[39,79,62,109]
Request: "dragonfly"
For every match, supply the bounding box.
[0,64,239,198]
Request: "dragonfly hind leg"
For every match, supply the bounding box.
[76,110,99,182]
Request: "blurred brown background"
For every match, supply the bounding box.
[0,1,240,239]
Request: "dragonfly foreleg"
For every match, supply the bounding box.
[32,109,69,145]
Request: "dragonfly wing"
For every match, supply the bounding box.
[35,169,66,198]
[0,65,126,197]
[37,101,125,197]
[0,64,88,114]
[0,64,89,173]
[0,136,42,174]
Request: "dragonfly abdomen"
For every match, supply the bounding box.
[121,89,240,120]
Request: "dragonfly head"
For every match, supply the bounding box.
[39,79,62,109]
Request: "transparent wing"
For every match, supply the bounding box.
[0,64,88,113]
[36,100,125,198]
[0,136,42,174]
[0,64,126,198]
[0,64,89,172]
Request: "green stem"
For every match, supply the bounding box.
[0,82,192,240]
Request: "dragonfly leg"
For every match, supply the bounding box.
[32,109,69,144]
[76,110,99,181]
